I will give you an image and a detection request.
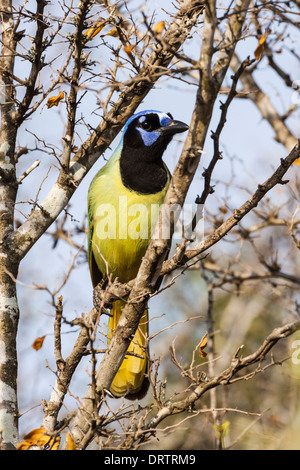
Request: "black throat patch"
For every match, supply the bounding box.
[120,116,171,194]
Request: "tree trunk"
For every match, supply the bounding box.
[0,0,19,449]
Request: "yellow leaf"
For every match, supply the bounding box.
[254,34,267,60]
[84,19,106,40]
[17,428,61,450]
[47,91,65,109]
[123,44,134,58]
[32,335,46,351]
[66,433,76,450]
[104,27,119,38]
[199,332,208,358]
[153,21,165,36]
[51,438,61,450]
[214,420,230,438]
[294,158,300,166]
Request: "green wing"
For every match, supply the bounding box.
[87,168,105,288]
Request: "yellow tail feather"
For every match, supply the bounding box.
[108,300,148,398]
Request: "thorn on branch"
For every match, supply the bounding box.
[280,157,289,169]
[233,344,244,359]
[257,183,266,192]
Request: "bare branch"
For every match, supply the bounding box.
[145,320,300,430]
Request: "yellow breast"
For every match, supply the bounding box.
[89,153,169,283]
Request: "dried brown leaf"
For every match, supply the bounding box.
[17,428,60,450]
[153,21,165,36]
[84,19,106,40]
[66,433,76,450]
[254,33,268,60]
[199,332,208,358]
[32,335,46,351]
[47,91,65,109]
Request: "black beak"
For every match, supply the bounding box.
[160,119,189,136]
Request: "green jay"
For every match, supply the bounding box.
[88,110,189,398]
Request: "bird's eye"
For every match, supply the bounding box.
[139,118,152,131]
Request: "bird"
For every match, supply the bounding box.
[87,110,189,399]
